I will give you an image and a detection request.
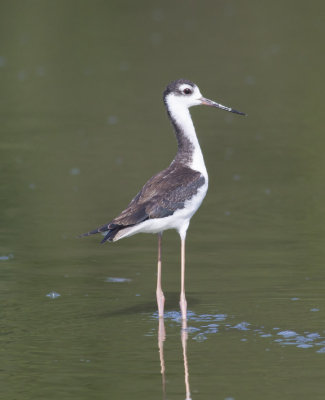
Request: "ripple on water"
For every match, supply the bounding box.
[0,254,14,260]
[277,330,297,338]
[150,311,325,352]
[46,291,61,299]
[105,277,131,283]
[232,321,250,331]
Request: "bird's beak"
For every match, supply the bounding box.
[200,97,246,116]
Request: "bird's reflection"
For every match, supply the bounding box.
[158,318,167,399]
[158,317,192,400]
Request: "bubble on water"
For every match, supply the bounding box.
[204,323,219,328]
[46,291,61,299]
[0,254,14,261]
[150,310,325,352]
[297,344,313,349]
[214,314,227,321]
[162,311,181,321]
[306,333,320,339]
[310,308,319,312]
[277,330,297,338]
[296,335,313,344]
[187,327,201,334]
[192,333,207,342]
[190,313,227,322]
[316,347,325,354]
[105,277,131,283]
[291,297,300,301]
[233,321,250,331]
[203,324,219,334]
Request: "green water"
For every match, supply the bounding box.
[1,1,325,399]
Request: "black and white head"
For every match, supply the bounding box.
[163,79,246,115]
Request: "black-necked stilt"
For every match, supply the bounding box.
[81,79,245,320]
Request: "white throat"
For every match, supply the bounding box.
[166,95,208,179]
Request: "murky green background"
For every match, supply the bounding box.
[1,1,325,399]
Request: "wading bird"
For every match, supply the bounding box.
[81,79,245,320]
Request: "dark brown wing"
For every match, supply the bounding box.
[112,165,205,225]
[80,165,205,242]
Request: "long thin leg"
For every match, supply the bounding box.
[156,232,165,318]
[180,238,187,320]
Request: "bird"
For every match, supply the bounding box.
[81,79,245,320]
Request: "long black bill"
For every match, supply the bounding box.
[200,97,246,116]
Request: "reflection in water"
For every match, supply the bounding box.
[155,309,325,399]
[158,317,192,400]
[181,318,191,400]
[158,318,166,400]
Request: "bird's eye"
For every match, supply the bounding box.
[183,88,192,95]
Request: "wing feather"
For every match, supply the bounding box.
[112,165,205,226]
[80,164,205,242]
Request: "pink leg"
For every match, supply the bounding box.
[156,233,165,318]
[180,238,187,320]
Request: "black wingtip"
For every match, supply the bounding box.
[100,227,121,243]
[78,223,112,239]
[231,108,247,116]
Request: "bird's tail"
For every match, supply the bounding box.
[79,223,122,243]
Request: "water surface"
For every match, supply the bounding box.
[1,1,325,399]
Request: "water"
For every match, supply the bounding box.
[1,1,325,399]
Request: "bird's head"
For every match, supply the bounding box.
[163,79,246,116]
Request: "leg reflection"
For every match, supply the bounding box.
[158,317,166,400]
[157,317,192,400]
[182,318,191,400]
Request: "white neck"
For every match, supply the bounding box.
[166,96,208,178]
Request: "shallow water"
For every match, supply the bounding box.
[1,1,325,399]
